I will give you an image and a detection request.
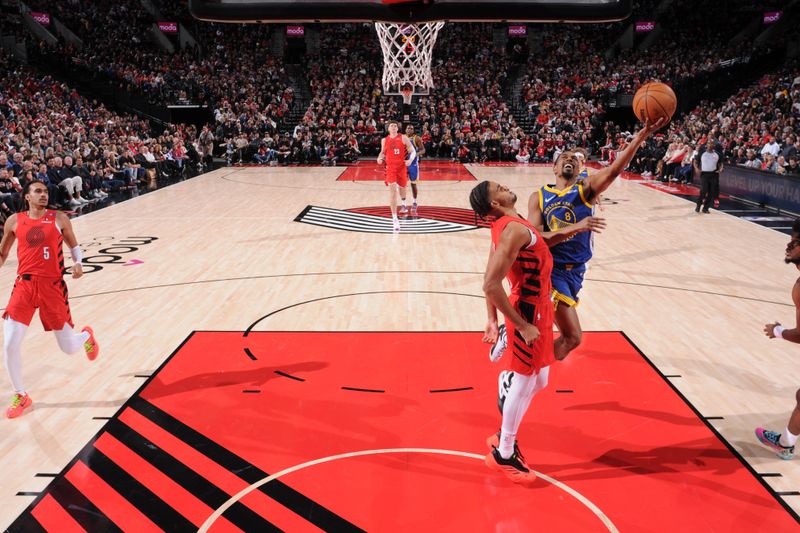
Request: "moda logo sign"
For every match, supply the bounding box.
[508,25,527,37]
[635,21,655,33]
[763,11,782,24]
[286,25,305,37]
[75,236,158,274]
[30,12,50,25]
[158,21,178,33]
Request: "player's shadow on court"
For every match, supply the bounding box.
[668,357,787,394]
[649,204,694,211]
[233,390,413,455]
[563,401,699,426]
[534,435,769,507]
[142,361,330,399]
[33,398,128,410]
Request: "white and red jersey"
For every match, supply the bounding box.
[384,134,407,166]
[15,210,64,278]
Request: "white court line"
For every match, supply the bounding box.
[198,448,619,532]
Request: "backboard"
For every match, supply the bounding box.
[189,0,633,23]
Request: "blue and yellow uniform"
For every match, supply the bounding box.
[577,167,590,181]
[407,135,422,181]
[537,182,594,307]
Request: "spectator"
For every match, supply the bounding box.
[762,137,781,158]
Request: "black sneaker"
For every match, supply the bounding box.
[485,447,536,483]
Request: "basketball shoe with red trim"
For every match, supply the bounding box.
[6,393,32,419]
[485,447,536,484]
[82,326,99,361]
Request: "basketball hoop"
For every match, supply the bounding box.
[375,21,445,95]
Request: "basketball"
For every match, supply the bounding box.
[632,82,677,125]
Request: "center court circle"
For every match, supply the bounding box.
[199,448,618,532]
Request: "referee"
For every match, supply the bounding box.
[694,138,723,213]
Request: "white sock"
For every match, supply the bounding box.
[780,427,799,447]
[401,199,407,207]
[499,368,549,459]
[4,318,28,394]
[499,372,533,458]
[53,324,90,355]
[499,430,517,459]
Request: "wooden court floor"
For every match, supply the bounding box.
[1,163,799,529]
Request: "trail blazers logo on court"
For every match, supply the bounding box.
[294,205,490,234]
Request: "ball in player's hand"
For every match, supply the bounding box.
[632,82,677,126]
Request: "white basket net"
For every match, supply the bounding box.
[375,22,445,96]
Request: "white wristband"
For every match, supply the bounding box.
[70,245,83,264]
[774,325,785,339]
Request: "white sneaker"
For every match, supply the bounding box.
[489,323,507,362]
[68,199,81,207]
[392,219,401,232]
[77,196,90,204]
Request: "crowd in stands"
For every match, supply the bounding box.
[626,64,800,179]
[414,24,524,163]
[4,0,799,177]
[0,50,203,220]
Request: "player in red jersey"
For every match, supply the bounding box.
[377,120,416,232]
[470,179,554,484]
[0,180,99,419]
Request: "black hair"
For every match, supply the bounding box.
[21,179,47,212]
[469,181,492,218]
[793,218,800,235]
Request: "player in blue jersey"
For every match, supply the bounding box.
[531,118,664,361]
[405,125,425,216]
[492,119,664,409]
